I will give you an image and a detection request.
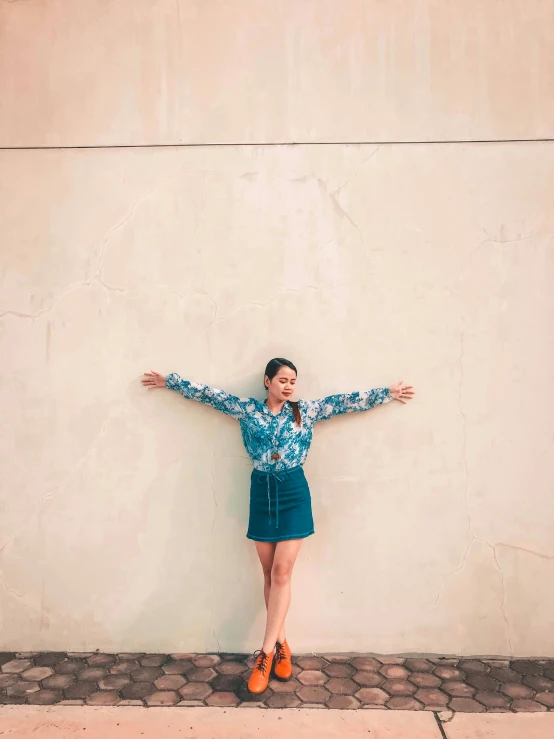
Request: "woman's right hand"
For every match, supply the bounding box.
[142,370,167,390]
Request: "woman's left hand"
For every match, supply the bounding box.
[389,381,415,404]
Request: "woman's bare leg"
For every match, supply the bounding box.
[260,539,303,654]
[254,541,286,644]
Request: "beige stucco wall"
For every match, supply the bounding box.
[1,1,553,657]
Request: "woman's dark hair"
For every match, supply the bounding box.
[264,358,301,426]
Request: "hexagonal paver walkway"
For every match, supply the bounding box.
[1,652,554,713]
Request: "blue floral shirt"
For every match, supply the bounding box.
[166,373,393,472]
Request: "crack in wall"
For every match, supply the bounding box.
[0,170,179,321]
[330,146,380,197]
[200,283,347,333]
[208,449,221,653]
[320,179,367,248]
[0,402,127,556]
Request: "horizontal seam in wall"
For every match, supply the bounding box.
[1,137,554,151]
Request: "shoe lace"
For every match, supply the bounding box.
[275,641,287,662]
[253,649,270,675]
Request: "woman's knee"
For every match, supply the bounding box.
[271,561,292,586]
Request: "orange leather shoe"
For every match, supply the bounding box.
[274,640,293,681]
[247,649,274,694]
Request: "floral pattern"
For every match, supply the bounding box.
[166,373,393,472]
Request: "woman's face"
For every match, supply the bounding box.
[265,366,297,402]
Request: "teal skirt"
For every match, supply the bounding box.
[246,466,315,543]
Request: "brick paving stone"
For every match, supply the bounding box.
[512,699,548,712]
[177,699,206,707]
[192,655,221,668]
[0,674,19,688]
[162,660,194,675]
[327,695,361,709]
[130,667,163,682]
[146,691,180,706]
[449,697,486,712]
[326,678,358,695]
[382,679,417,696]
[501,683,534,699]
[442,681,476,697]
[434,666,465,680]
[42,674,76,690]
[511,660,543,676]
[211,674,243,692]
[2,659,33,674]
[7,682,40,697]
[21,666,53,682]
[59,700,85,705]
[98,675,131,690]
[355,687,388,706]
[323,654,351,663]
[458,660,488,674]
[409,672,441,688]
[186,667,217,682]
[216,661,247,675]
[353,671,384,687]
[0,653,17,667]
[414,688,449,707]
[475,690,511,709]
[110,660,140,675]
[120,682,156,700]
[466,674,500,691]
[269,678,301,693]
[387,696,423,710]
[0,695,26,705]
[206,691,240,707]
[487,660,510,668]
[297,686,331,703]
[64,682,98,699]
[297,657,327,670]
[55,660,86,675]
[139,655,167,668]
[535,692,554,708]
[267,692,301,708]
[301,703,326,709]
[404,658,434,673]
[489,667,522,683]
[380,665,409,679]
[323,662,355,678]
[119,699,144,706]
[155,674,187,690]
[87,654,116,667]
[34,653,66,667]
[522,675,554,692]
[297,670,328,686]
[86,692,120,706]
[27,690,63,705]
[351,657,381,671]
[77,667,108,682]
[179,682,213,700]
[2,650,554,713]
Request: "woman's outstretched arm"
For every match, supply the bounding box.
[307,380,414,422]
[142,370,251,420]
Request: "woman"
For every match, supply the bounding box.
[142,359,414,694]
